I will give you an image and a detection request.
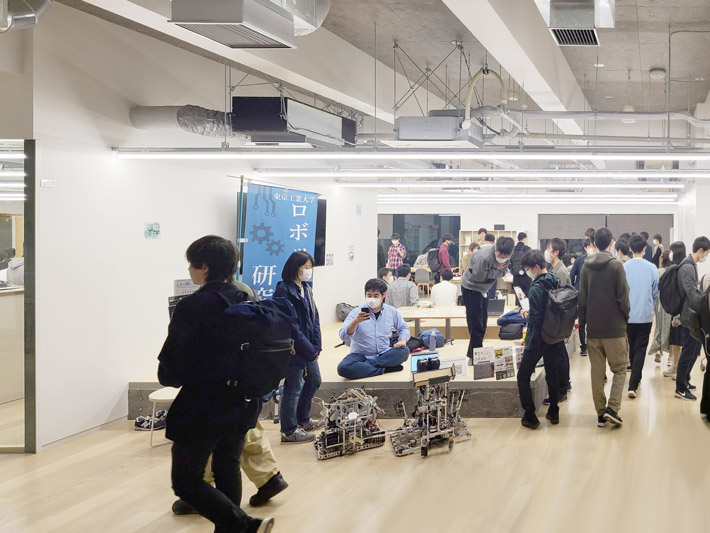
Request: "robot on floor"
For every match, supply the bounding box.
[314,388,387,460]
[390,366,471,457]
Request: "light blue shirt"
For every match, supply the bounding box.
[624,257,659,324]
[339,304,410,359]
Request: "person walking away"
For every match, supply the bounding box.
[461,236,514,359]
[578,227,630,427]
[435,233,454,283]
[387,233,407,271]
[274,251,323,444]
[624,235,660,398]
[615,239,631,264]
[674,237,710,401]
[640,231,654,262]
[337,279,411,379]
[158,235,275,533]
[387,264,419,308]
[649,250,672,364]
[571,237,594,356]
[517,250,565,429]
[545,237,571,396]
[652,234,664,267]
[665,242,688,378]
[510,233,532,304]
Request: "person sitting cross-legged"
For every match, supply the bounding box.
[337,278,411,379]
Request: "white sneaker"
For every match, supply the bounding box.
[663,369,676,378]
[628,389,637,399]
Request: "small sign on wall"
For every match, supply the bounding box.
[144,222,161,239]
[325,253,334,266]
[174,279,199,296]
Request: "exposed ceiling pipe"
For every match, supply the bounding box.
[462,67,508,130]
[130,105,242,138]
[0,0,52,32]
[522,132,710,144]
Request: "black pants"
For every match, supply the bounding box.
[171,430,252,532]
[627,322,652,391]
[518,342,562,421]
[701,354,710,416]
[558,344,570,392]
[676,327,702,394]
[579,321,587,349]
[463,287,488,358]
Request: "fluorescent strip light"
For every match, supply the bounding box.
[259,169,703,179]
[378,198,677,205]
[0,181,25,189]
[378,194,678,200]
[0,171,25,178]
[0,152,26,160]
[339,181,684,190]
[115,148,710,162]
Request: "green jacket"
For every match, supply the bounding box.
[524,273,559,351]
[578,251,630,339]
[550,260,571,287]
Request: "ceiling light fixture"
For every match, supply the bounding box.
[0,181,25,189]
[338,181,684,190]
[649,68,666,80]
[0,152,26,160]
[0,171,25,178]
[115,148,710,162]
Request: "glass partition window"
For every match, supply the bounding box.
[0,140,26,448]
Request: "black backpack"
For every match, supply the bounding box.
[217,293,296,399]
[509,245,529,276]
[541,283,579,344]
[427,248,442,272]
[659,265,684,316]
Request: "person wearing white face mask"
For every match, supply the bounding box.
[387,233,407,271]
[674,236,710,401]
[274,251,323,444]
[651,233,664,268]
[337,278,411,380]
[461,236,515,359]
[378,267,394,285]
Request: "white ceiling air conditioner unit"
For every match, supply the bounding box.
[535,0,615,46]
[170,0,296,49]
[384,116,484,149]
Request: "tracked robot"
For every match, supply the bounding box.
[390,366,471,457]
[314,389,387,460]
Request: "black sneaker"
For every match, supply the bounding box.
[603,407,623,426]
[543,397,552,405]
[626,366,632,372]
[597,415,607,427]
[675,390,697,401]
[134,416,152,431]
[546,411,560,425]
[521,417,540,429]
[246,517,276,533]
[384,364,404,374]
[580,346,588,357]
[249,472,289,507]
[559,393,568,403]
[688,383,697,391]
[172,499,197,515]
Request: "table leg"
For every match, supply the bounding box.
[414,318,421,336]
[445,319,451,340]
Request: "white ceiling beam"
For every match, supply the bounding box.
[81,0,445,124]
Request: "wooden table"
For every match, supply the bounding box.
[398,305,514,339]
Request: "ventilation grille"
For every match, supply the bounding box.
[176,23,293,48]
[551,28,599,46]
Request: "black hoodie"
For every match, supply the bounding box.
[578,251,630,338]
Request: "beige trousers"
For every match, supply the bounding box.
[588,337,628,415]
[204,420,279,489]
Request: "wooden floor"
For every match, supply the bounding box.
[1,354,710,533]
[0,399,24,447]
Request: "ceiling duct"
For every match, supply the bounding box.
[169,0,331,49]
[0,0,52,32]
[535,0,615,47]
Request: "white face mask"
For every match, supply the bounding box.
[699,253,708,264]
[391,240,399,246]
[586,247,595,256]
[653,240,659,246]
[525,269,536,280]
[495,253,507,264]
[366,297,382,309]
[544,250,553,263]
[387,275,394,283]
[299,268,313,282]
[669,251,674,262]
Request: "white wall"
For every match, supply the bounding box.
[0,30,33,139]
[32,6,375,448]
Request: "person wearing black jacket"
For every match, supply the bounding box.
[516,250,564,429]
[674,236,710,401]
[274,251,322,444]
[158,235,274,533]
[510,233,531,303]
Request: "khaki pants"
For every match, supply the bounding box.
[204,420,278,489]
[588,337,628,415]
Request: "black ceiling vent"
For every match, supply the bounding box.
[551,28,599,46]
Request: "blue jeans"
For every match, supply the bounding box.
[337,347,410,380]
[280,360,322,436]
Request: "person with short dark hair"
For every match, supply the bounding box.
[651,234,664,267]
[484,233,496,245]
[158,235,275,533]
[387,263,419,308]
[274,251,323,444]
[461,236,515,358]
[579,227,630,427]
[624,234,660,398]
[517,249,565,429]
[387,233,407,271]
[436,233,454,282]
[545,237,571,286]
[570,238,594,357]
[430,269,458,306]
[615,239,630,263]
[337,279,410,379]
[510,232,532,304]
[584,227,596,239]
[639,231,653,262]
[665,241,688,378]
[378,267,393,284]
[675,236,710,401]
[477,228,488,243]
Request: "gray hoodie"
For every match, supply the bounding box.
[7,258,24,285]
[461,244,506,295]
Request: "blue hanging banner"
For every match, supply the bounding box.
[242,184,318,299]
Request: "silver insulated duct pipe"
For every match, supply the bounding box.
[129,105,237,138]
[0,0,52,32]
